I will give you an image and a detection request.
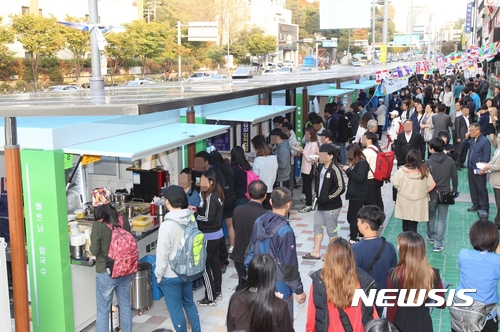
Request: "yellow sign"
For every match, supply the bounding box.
[81,155,102,165]
[380,45,387,63]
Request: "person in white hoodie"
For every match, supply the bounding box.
[155,185,201,332]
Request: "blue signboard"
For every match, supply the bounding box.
[465,2,473,33]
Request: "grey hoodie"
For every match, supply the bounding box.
[155,208,194,279]
[425,152,458,201]
[275,139,291,182]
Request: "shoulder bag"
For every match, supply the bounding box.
[437,191,455,204]
[364,237,387,273]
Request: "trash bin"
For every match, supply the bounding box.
[130,262,153,315]
[139,255,163,301]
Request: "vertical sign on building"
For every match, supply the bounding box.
[465,2,473,33]
[241,122,251,152]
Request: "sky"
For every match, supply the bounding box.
[391,0,469,32]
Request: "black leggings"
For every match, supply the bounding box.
[347,200,365,241]
[402,220,418,233]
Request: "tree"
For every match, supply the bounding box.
[454,18,465,30]
[61,15,90,82]
[123,20,171,77]
[0,16,15,81]
[246,32,277,66]
[441,41,456,56]
[10,14,65,91]
[105,32,134,85]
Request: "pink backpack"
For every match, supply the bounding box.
[103,215,139,279]
[243,168,260,200]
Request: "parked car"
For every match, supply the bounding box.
[188,72,212,81]
[47,85,79,92]
[352,60,367,67]
[263,69,279,75]
[278,66,293,73]
[124,79,157,86]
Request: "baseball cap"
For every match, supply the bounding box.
[390,110,399,116]
[378,98,384,102]
[318,129,333,140]
[162,185,188,209]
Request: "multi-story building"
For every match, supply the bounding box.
[2,0,145,57]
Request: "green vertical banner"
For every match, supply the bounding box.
[21,149,74,332]
[295,92,304,143]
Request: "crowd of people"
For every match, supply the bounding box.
[87,71,500,332]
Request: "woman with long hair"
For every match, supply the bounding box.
[252,139,278,209]
[392,149,435,233]
[342,144,369,243]
[387,232,446,332]
[195,169,225,307]
[296,125,320,213]
[307,238,377,331]
[226,254,294,332]
[210,150,236,256]
[450,219,500,332]
[89,187,133,332]
[420,104,435,147]
[364,318,402,332]
[486,98,498,148]
[410,103,424,133]
[355,112,374,145]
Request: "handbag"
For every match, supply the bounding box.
[437,191,455,204]
[311,162,319,178]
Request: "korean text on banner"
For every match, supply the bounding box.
[378,78,409,96]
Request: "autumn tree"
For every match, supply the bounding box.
[61,15,90,82]
[0,16,15,81]
[123,20,171,77]
[10,14,65,91]
[246,30,277,67]
[105,32,134,85]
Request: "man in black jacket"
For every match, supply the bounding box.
[394,120,426,167]
[324,107,339,142]
[230,180,267,290]
[302,144,344,260]
[454,104,471,169]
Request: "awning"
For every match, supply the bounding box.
[309,89,355,97]
[63,123,229,160]
[204,105,296,124]
[340,80,378,90]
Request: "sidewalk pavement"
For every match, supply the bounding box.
[80,165,495,332]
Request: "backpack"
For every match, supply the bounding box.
[103,215,139,279]
[368,146,395,182]
[169,215,207,282]
[242,168,260,200]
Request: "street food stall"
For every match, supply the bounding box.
[203,105,296,153]
[340,79,378,104]
[309,88,355,118]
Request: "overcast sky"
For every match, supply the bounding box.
[392,0,469,31]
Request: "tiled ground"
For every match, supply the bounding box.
[20,152,497,332]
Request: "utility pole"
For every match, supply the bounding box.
[89,0,104,103]
[372,0,376,63]
[382,0,389,63]
[409,0,413,53]
[178,21,182,81]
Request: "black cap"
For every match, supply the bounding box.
[318,129,333,140]
[162,185,188,209]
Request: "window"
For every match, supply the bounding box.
[21,6,29,14]
[85,14,90,21]
[39,9,42,15]
[90,157,117,176]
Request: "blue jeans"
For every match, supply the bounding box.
[95,272,132,332]
[158,277,201,332]
[338,142,347,165]
[427,199,449,248]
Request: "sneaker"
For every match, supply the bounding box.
[426,234,434,244]
[215,292,223,301]
[433,246,444,252]
[228,246,234,254]
[197,298,217,307]
[349,239,359,245]
[298,205,312,213]
[299,194,306,201]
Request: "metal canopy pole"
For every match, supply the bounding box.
[89,0,104,91]
[4,117,30,332]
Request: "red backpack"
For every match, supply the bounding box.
[368,147,395,182]
[103,215,139,279]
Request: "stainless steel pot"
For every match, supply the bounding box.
[70,245,85,259]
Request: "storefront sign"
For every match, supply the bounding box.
[465,2,473,33]
[241,122,251,152]
[209,131,231,151]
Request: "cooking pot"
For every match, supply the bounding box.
[70,245,85,260]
